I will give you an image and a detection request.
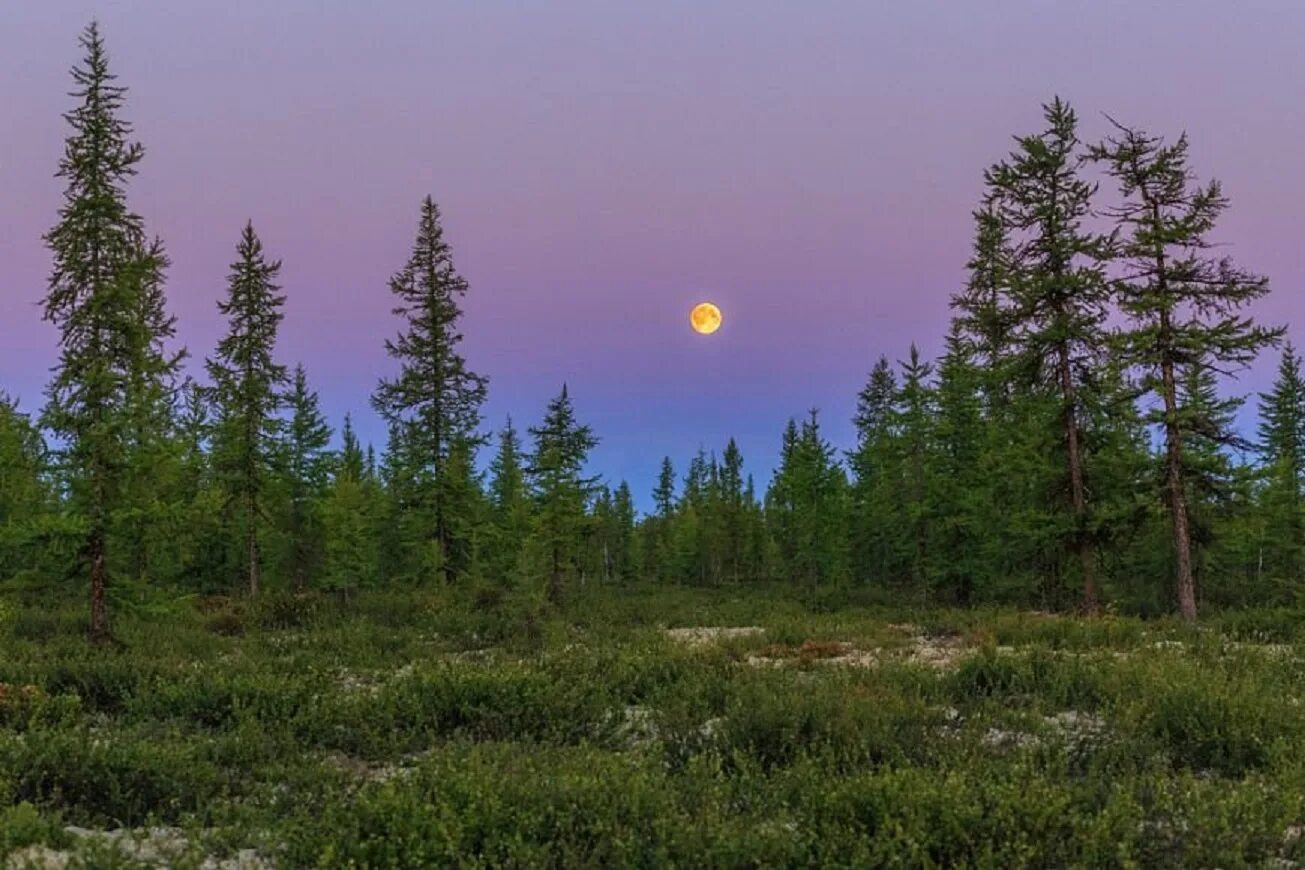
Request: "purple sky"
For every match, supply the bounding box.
[3,1,1303,506]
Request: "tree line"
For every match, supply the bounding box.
[0,26,1297,642]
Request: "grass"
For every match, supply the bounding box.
[0,583,1303,867]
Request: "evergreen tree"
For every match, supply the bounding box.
[850,357,898,585]
[206,222,288,596]
[719,439,748,583]
[487,418,532,584]
[932,331,985,603]
[0,396,49,581]
[648,457,677,582]
[1093,121,1281,619]
[1257,344,1305,591]
[527,385,598,604]
[1176,361,1248,605]
[282,365,332,589]
[40,23,179,642]
[768,411,847,586]
[372,196,488,584]
[611,481,638,581]
[986,97,1112,613]
[322,417,381,596]
[894,345,935,597]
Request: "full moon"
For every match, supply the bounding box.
[690,302,722,335]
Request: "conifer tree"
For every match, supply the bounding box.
[1093,121,1281,620]
[719,439,748,583]
[850,357,898,584]
[487,418,531,584]
[41,23,179,641]
[372,196,488,584]
[1257,344,1305,589]
[986,97,1112,613]
[611,481,638,581]
[207,222,288,596]
[768,411,847,586]
[894,345,935,596]
[932,331,985,602]
[0,396,49,581]
[283,365,332,589]
[527,385,598,604]
[1176,361,1248,603]
[648,457,677,582]
[322,415,381,596]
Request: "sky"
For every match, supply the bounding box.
[2,1,1303,508]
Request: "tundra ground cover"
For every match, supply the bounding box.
[1,584,1303,867]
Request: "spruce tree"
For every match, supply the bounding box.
[41,23,179,642]
[850,357,898,584]
[207,222,288,596]
[986,97,1112,613]
[527,385,598,604]
[0,396,49,581]
[1093,121,1281,620]
[649,457,677,582]
[283,365,332,590]
[933,330,985,603]
[894,345,935,597]
[372,196,488,584]
[322,415,381,596]
[1256,344,1305,589]
[487,418,531,584]
[611,481,638,581]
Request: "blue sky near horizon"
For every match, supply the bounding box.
[2,1,1303,509]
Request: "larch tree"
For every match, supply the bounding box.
[372,196,488,585]
[206,222,288,597]
[1093,120,1281,620]
[986,97,1112,614]
[41,22,180,642]
[527,385,598,605]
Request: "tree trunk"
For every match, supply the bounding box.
[88,525,111,645]
[247,498,260,597]
[1058,346,1099,615]
[1161,360,1197,621]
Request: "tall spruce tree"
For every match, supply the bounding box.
[282,364,332,590]
[986,97,1112,613]
[207,222,287,596]
[372,196,488,584]
[1256,344,1305,589]
[527,385,598,604]
[1093,121,1281,620]
[41,23,179,642]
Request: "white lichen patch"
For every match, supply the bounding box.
[6,827,271,869]
[664,626,765,646]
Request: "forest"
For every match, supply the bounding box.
[1,25,1295,633]
[3,23,1305,867]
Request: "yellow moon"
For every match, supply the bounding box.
[690,302,722,335]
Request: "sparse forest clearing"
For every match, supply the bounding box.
[2,585,1303,867]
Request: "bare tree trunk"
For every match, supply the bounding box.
[88,525,111,645]
[1059,346,1099,615]
[1161,360,1197,621]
